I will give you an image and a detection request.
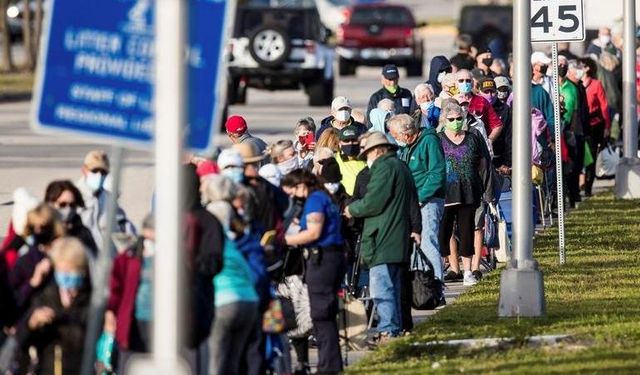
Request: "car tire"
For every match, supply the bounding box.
[406,59,423,77]
[227,77,247,105]
[248,25,291,69]
[308,78,333,107]
[339,57,356,76]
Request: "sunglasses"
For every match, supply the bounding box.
[56,201,77,209]
[90,168,108,175]
[458,79,472,83]
[447,117,463,122]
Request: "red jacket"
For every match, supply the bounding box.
[583,77,611,129]
[468,94,503,135]
[107,247,142,349]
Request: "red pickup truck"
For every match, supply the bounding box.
[336,3,424,77]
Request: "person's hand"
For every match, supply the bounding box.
[28,307,55,330]
[343,206,353,220]
[498,165,512,175]
[104,311,117,334]
[410,232,421,245]
[549,142,555,153]
[30,258,52,288]
[604,127,611,139]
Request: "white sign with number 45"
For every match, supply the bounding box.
[531,0,585,43]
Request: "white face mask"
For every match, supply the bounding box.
[575,69,585,80]
[277,156,298,175]
[437,71,446,83]
[599,35,611,46]
[324,182,340,195]
[335,110,351,122]
[143,239,155,257]
[85,172,106,193]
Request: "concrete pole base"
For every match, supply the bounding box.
[615,157,640,199]
[498,268,546,317]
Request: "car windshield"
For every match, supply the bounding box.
[349,7,413,26]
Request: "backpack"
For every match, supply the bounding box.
[410,246,443,310]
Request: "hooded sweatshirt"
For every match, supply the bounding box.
[368,108,396,143]
[426,56,452,96]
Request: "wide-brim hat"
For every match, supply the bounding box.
[233,143,267,164]
[358,132,398,159]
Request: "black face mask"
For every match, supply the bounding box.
[33,225,56,246]
[558,65,568,78]
[482,58,494,68]
[539,65,548,75]
[292,196,306,206]
[340,144,359,157]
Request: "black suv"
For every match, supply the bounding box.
[227,5,335,106]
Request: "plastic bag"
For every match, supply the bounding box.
[584,142,594,167]
[595,143,620,178]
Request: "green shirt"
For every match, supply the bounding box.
[560,79,578,129]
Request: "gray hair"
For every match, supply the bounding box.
[439,101,463,131]
[414,83,434,98]
[387,114,418,135]
[441,72,457,90]
[377,98,395,112]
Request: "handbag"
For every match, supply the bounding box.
[483,204,499,249]
[410,246,443,310]
[493,203,511,263]
[262,297,286,334]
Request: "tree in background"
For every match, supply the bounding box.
[21,0,34,70]
[0,0,14,71]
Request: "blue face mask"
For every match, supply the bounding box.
[55,271,84,290]
[222,167,244,184]
[420,101,434,113]
[458,81,473,94]
[85,172,106,193]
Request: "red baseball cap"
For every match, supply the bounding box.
[196,160,220,177]
[225,115,248,134]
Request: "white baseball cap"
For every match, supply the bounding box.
[331,96,352,112]
[531,51,552,65]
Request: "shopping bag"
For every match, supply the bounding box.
[595,143,620,178]
[410,246,442,310]
[492,203,511,263]
[584,142,594,167]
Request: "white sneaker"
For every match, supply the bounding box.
[463,271,478,286]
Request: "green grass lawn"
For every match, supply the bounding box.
[348,193,640,374]
[0,71,34,96]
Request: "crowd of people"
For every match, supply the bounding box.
[0,26,630,375]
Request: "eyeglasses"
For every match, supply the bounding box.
[457,79,472,83]
[56,201,77,209]
[90,168,108,175]
[447,117,463,122]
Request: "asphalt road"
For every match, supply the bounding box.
[0,25,455,236]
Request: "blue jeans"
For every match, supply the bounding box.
[369,263,402,335]
[416,198,445,280]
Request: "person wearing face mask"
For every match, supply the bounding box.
[75,150,136,257]
[426,55,453,96]
[437,102,493,287]
[10,204,66,319]
[456,69,503,144]
[335,125,367,197]
[567,59,590,200]
[472,46,497,78]
[586,26,622,60]
[412,83,440,129]
[267,140,299,176]
[387,114,446,301]
[344,132,418,344]
[104,214,156,374]
[365,64,417,127]
[44,180,98,260]
[316,96,367,140]
[282,169,345,375]
[531,51,554,96]
[23,237,91,375]
[490,76,514,171]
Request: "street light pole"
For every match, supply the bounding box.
[498,0,545,318]
[615,0,640,199]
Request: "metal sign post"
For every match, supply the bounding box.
[550,42,566,265]
[498,0,546,318]
[530,0,584,265]
[615,0,640,199]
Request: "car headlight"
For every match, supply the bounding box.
[7,5,19,19]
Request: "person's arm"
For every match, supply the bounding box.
[348,161,394,218]
[199,215,225,278]
[562,84,578,128]
[416,135,446,203]
[481,98,503,142]
[285,212,325,246]
[106,256,125,314]
[596,81,611,129]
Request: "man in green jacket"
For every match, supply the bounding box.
[345,132,418,340]
[388,114,447,288]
